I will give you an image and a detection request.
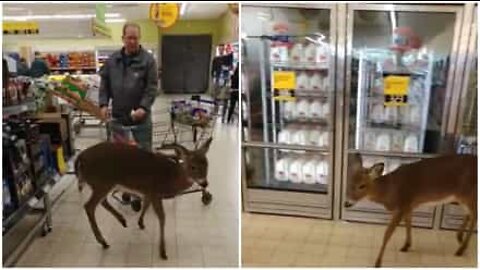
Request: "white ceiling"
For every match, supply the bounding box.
[3,3,229,21]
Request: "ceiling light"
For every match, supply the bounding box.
[180,3,188,17]
[3,13,121,21]
[106,18,126,23]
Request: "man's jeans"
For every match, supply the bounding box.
[108,115,153,152]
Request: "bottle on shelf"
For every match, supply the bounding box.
[275,158,291,182]
[315,159,328,185]
[302,159,316,184]
[290,43,304,63]
[289,158,304,183]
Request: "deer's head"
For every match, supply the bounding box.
[345,153,384,208]
[160,138,213,188]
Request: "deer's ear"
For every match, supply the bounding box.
[349,152,363,171]
[198,137,213,154]
[368,163,384,179]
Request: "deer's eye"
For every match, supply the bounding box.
[358,184,366,190]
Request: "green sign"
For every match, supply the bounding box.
[93,3,111,38]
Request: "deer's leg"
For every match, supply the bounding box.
[151,198,167,260]
[457,214,470,243]
[375,210,403,267]
[138,198,151,230]
[400,211,412,252]
[101,198,127,228]
[455,205,477,256]
[84,187,111,249]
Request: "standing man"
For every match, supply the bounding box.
[29,52,50,78]
[99,22,158,209]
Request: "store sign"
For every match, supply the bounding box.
[149,3,179,29]
[383,75,410,106]
[273,71,296,90]
[3,21,39,35]
[92,3,111,38]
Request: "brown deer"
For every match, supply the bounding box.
[345,153,477,267]
[75,138,212,260]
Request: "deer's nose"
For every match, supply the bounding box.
[344,201,354,208]
[200,181,208,188]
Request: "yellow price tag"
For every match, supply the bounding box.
[273,71,296,90]
[384,75,410,95]
[149,3,179,29]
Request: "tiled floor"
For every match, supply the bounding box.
[242,213,477,267]
[15,95,239,267]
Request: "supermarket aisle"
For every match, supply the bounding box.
[15,96,239,267]
[242,213,477,267]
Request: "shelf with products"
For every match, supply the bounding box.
[354,49,434,154]
[43,51,96,71]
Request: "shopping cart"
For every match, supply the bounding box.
[106,115,213,212]
[152,95,219,151]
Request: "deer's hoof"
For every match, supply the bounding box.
[400,243,411,252]
[455,249,465,256]
[121,219,127,228]
[102,243,110,249]
[139,223,145,230]
[374,261,382,268]
[161,252,168,260]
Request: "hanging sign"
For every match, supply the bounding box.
[149,3,179,29]
[383,75,410,106]
[3,21,39,35]
[273,71,296,90]
[92,3,111,38]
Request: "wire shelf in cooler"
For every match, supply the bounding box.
[250,180,329,194]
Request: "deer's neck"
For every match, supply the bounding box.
[368,174,396,210]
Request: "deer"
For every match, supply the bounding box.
[345,153,477,267]
[74,138,212,260]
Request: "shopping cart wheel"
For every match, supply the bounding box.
[131,199,142,212]
[201,191,212,205]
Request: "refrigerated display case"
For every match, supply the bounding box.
[340,4,472,228]
[441,7,477,230]
[242,3,337,219]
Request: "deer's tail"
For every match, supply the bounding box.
[74,154,85,192]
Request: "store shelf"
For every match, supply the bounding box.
[271,61,329,70]
[50,67,97,71]
[283,117,330,125]
[251,180,328,194]
[3,100,36,117]
[293,90,332,98]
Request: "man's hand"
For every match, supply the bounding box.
[100,106,109,121]
[131,108,147,122]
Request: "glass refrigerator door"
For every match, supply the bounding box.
[341,5,464,227]
[442,11,477,229]
[242,4,336,218]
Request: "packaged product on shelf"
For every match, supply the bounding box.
[370,102,384,124]
[283,101,296,120]
[309,129,321,146]
[291,129,308,147]
[404,133,419,153]
[302,159,316,184]
[278,129,292,146]
[319,131,329,148]
[290,43,304,62]
[383,106,398,125]
[303,43,316,63]
[322,74,329,91]
[309,100,322,119]
[375,131,391,151]
[289,158,304,183]
[391,131,405,152]
[315,159,328,185]
[363,130,377,150]
[275,158,291,181]
[310,73,322,91]
[316,42,329,64]
[408,105,422,126]
[296,72,309,90]
[322,102,330,119]
[270,42,289,62]
[295,99,310,119]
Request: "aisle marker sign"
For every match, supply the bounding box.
[383,75,410,106]
[3,21,39,35]
[149,3,179,29]
[273,71,296,90]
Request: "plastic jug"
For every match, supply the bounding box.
[296,72,309,90]
[295,100,310,118]
[289,159,304,183]
[290,43,304,62]
[376,132,391,151]
[302,159,317,184]
[310,73,323,91]
[304,43,317,63]
[309,100,322,119]
[309,130,321,146]
[315,160,328,185]
[284,101,296,120]
[275,158,291,181]
[404,134,418,153]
